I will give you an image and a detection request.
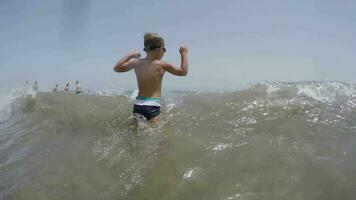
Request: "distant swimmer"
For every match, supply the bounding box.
[114,32,189,126]
[53,84,59,92]
[75,81,82,94]
[32,81,38,92]
[64,83,69,92]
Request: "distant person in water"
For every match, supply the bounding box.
[53,84,59,92]
[32,81,38,92]
[114,32,189,126]
[75,81,82,94]
[64,83,69,92]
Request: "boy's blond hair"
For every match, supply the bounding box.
[144,32,165,51]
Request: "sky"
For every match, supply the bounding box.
[0,0,356,91]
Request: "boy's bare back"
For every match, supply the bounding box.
[134,59,165,99]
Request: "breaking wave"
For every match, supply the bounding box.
[0,81,355,200]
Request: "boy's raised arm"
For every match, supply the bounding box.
[162,45,189,76]
[113,51,141,72]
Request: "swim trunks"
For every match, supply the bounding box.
[133,96,161,120]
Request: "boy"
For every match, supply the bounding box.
[75,81,83,94]
[113,32,189,125]
[53,84,59,92]
[32,81,38,92]
[64,83,70,92]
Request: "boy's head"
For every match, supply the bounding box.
[143,32,165,59]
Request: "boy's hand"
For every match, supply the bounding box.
[179,45,188,55]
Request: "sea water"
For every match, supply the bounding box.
[0,81,355,200]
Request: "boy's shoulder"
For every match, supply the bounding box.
[129,57,142,66]
[137,58,167,66]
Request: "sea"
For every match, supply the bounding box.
[0,81,355,200]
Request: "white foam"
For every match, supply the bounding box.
[266,84,280,94]
[0,87,36,122]
[87,88,125,97]
[225,193,240,200]
[183,168,194,179]
[130,89,139,100]
[182,167,203,181]
[165,103,176,112]
[212,143,231,151]
[0,94,13,122]
[296,82,356,103]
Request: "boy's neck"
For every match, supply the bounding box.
[146,55,159,60]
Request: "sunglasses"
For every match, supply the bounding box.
[144,46,166,52]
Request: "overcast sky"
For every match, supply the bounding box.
[1,0,355,91]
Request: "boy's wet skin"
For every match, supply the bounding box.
[114,33,189,126]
